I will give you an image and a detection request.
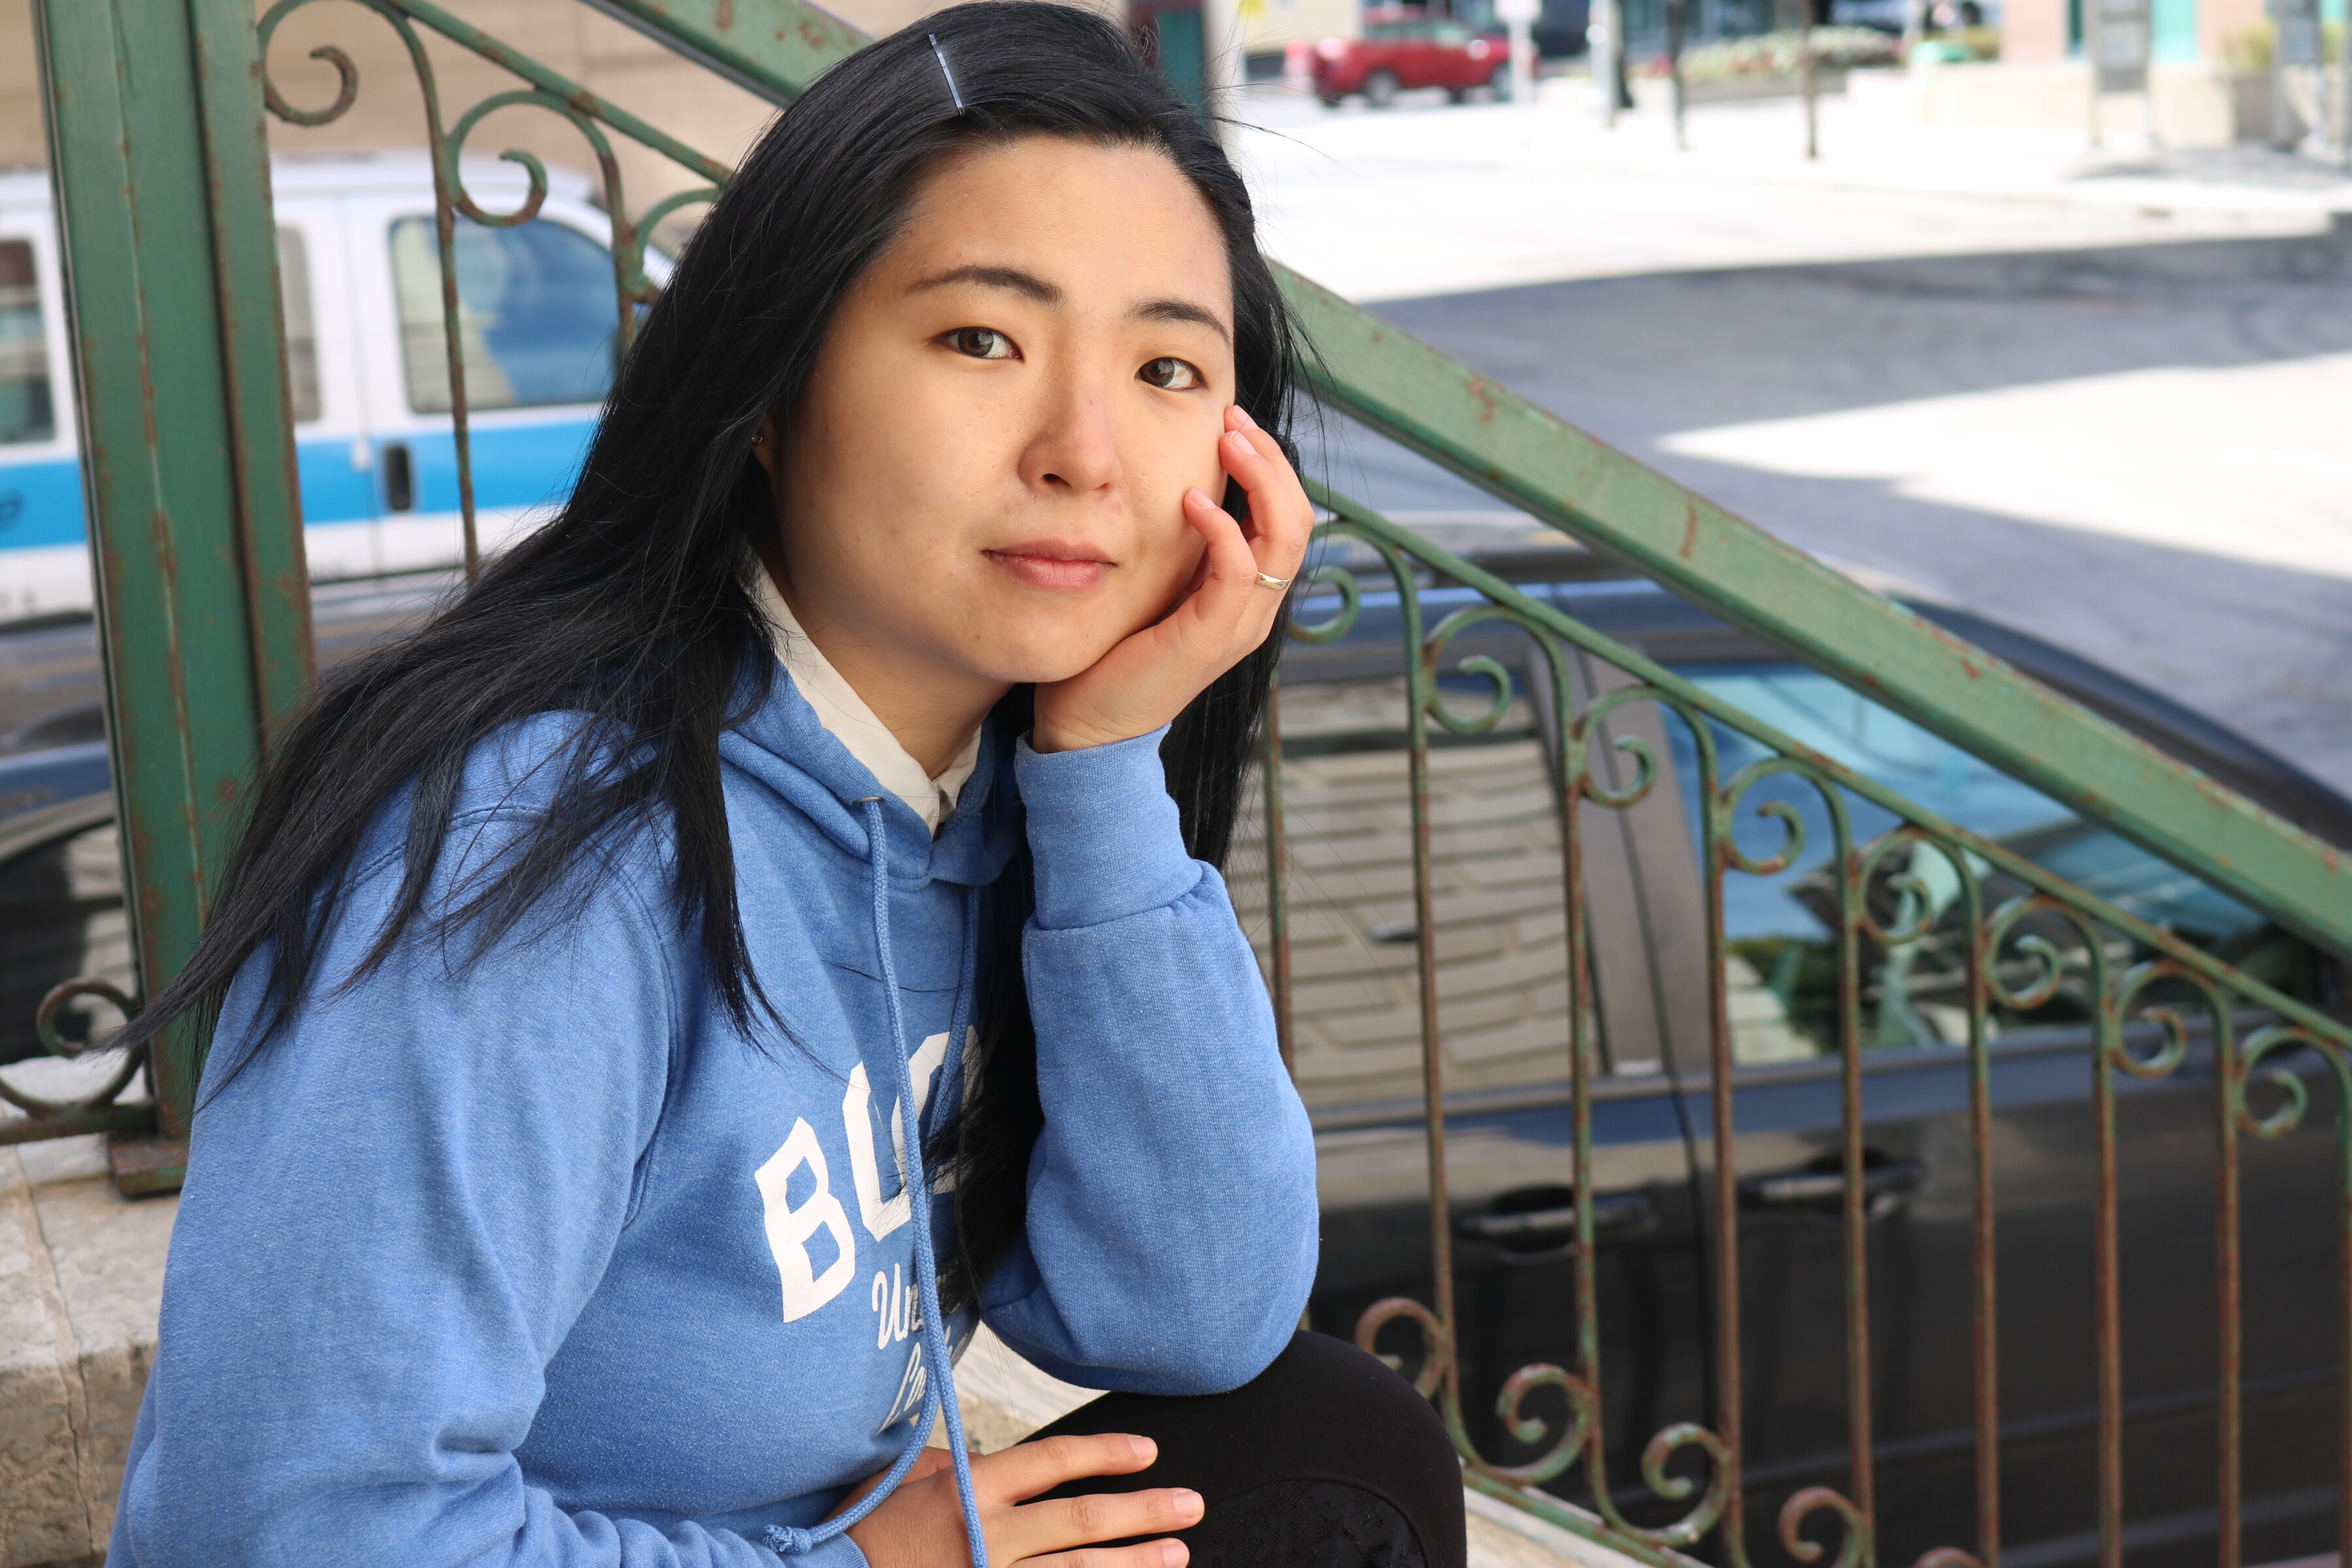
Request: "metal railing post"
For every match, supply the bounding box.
[32,0,314,1189]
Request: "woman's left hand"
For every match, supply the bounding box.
[1031,404,1311,755]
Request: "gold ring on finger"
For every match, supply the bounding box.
[1254,572,1294,591]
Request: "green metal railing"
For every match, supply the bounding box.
[14,1,2352,1565]
[1279,492,2352,1568]
[12,0,317,1193]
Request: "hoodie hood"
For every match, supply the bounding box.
[719,657,1023,890]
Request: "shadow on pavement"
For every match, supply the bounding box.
[1298,218,2352,792]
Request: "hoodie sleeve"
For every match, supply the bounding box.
[979,728,1318,1396]
[113,735,833,1568]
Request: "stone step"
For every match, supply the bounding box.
[948,1322,1656,1568]
[0,1134,1646,1568]
[2,1135,165,1568]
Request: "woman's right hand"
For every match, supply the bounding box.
[843,1433,1202,1568]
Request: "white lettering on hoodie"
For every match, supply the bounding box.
[755,1119,859,1322]
[843,1031,951,1240]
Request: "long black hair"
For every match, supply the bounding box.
[125,2,1299,1313]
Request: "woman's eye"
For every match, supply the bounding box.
[943,327,1017,361]
[1139,357,1205,392]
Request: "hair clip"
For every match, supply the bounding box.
[928,33,966,110]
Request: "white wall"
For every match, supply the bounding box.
[1237,0,1362,54]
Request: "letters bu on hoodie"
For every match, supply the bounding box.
[109,651,1320,1567]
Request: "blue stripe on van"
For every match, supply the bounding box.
[0,457,88,550]
[0,419,596,551]
[393,419,596,517]
[297,437,377,527]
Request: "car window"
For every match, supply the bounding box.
[1431,23,1475,42]
[1226,674,1596,1109]
[276,225,321,425]
[1663,662,2275,1064]
[390,216,615,414]
[0,240,54,447]
[0,818,131,1072]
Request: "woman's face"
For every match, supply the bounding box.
[762,135,1237,702]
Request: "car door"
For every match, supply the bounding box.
[340,167,624,577]
[1239,588,1708,1492]
[1350,20,1400,91]
[272,189,382,582]
[1633,656,2346,1568]
[0,191,88,620]
[0,793,128,1075]
[1427,22,1482,88]
[1392,21,1444,86]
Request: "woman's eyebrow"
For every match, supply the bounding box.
[911,265,1231,344]
[911,264,1061,304]
[1134,297,1232,346]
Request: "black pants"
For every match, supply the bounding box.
[1028,1331,1466,1568]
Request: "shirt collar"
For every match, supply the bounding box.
[749,564,982,837]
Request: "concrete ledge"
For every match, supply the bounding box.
[947,1324,1650,1568]
[1631,69,1855,108]
[1861,56,2291,146]
[0,1139,1627,1568]
[0,1135,173,1568]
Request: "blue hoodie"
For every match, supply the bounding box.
[108,664,1318,1567]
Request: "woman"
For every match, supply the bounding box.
[110,8,1462,1567]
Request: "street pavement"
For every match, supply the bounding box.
[1230,82,2352,796]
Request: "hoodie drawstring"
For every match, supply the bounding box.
[766,800,991,1568]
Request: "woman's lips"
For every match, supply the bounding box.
[985,544,1111,591]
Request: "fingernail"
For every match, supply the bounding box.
[1129,1436,1157,1464]
[1184,487,1212,508]
[1160,1543,1189,1568]
[1231,404,1259,429]
[1175,1490,1204,1522]
[1224,430,1252,450]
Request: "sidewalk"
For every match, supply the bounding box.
[1230,78,2352,301]
[1222,74,2352,796]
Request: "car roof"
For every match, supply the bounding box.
[1281,535,2352,853]
[0,153,596,218]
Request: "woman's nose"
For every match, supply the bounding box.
[1019,380,1122,497]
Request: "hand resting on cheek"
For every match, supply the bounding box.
[1030,402,1310,757]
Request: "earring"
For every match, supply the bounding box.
[751,433,766,446]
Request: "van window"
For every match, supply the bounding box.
[1664,662,2271,1063]
[0,240,54,446]
[1225,676,1590,1108]
[390,217,615,414]
[276,225,321,424]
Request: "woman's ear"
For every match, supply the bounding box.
[751,414,781,480]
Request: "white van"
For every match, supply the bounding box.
[0,152,648,619]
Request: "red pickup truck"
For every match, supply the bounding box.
[1311,7,1510,106]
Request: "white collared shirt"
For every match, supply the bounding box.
[750,566,982,836]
